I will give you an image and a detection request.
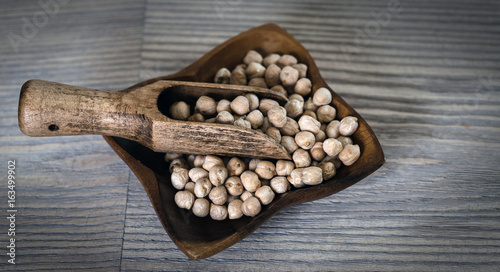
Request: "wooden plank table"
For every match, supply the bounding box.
[0,0,499,271]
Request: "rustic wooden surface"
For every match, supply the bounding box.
[0,0,499,271]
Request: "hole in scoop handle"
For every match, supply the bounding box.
[18,80,147,141]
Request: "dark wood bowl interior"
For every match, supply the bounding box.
[103,23,385,260]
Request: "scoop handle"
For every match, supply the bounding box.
[18,80,146,141]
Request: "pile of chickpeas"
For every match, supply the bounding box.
[167,50,361,220]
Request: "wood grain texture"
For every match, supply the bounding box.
[1,0,499,271]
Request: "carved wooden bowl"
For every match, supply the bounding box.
[103,23,385,260]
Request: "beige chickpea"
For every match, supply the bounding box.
[280,66,299,87]
[278,117,300,136]
[226,194,239,204]
[260,117,271,132]
[276,160,295,176]
[265,64,281,87]
[202,155,224,171]
[186,154,197,169]
[210,204,228,221]
[184,181,196,194]
[240,191,254,201]
[209,165,228,186]
[270,176,291,193]
[284,99,304,118]
[245,110,264,129]
[192,198,210,217]
[225,176,244,196]
[216,99,231,113]
[267,106,287,128]
[169,101,191,120]
[301,167,323,186]
[311,160,319,166]
[205,117,216,123]
[187,113,205,122]
[277,54,298,68]
[230,95,250,115]
[339,144,361,166]
[315,130,326,142]
[322,155,342,169]
[248,78,268,88]
[230,64,247,85]
[227,199,244,220]
[317,105,336,123]
[259,99,280,115]
[312,87,332,106]
[245,93,260,111]
[294,78,312,96]
[266,127,282,143]
[326,120,341,138]
[288,94,304,102]
[302,110,317,120]
[195,96,217,116]
[255,185,275,205]
[318,161,336,180]
[241,196,262,217]
[164,153,183,163]
[243,50,263,65]
[339,116,359,136]
[304,97,318,112]
[193,155,205,168]
[214,67,231,84]
[215,110,234,124]
[240,171,261,192]
[171,168,189,190]
[233,117,252,129]
[246,62,266,79]
[248,159,260,171]
[227,157,246,176]
[281,135,299,154]
[292,63,308,78]
[295,131,316,150]
[310,142,326,161]
[263,53,280,67]
[174,191,194,210]
[323,138,343,157]
[255,160,276,180]
[193,178,212,198]
[293,149,311,168]
[337,136,353,147]
[270,85,288,97]
[169,158,188,173]
[209,186,228,205]
[298,115,321,134]
[288,168,305,188]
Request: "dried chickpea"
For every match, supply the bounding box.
[270,176,291,193]
[245,93,259,111]
[248,159,260,171]
[187,113,205,122]
[317,105,336,123]
[266,127,282,143]
[310,142,326,161]
[209,165,228,186]
[323,138,343,157]
[292,63,308,78]
[227,199,244,219]
[230,95,250,115]
[315,130,326,142]
[322,155,342,169]
[318,161,336,180]
[209,186,228,205]
[276,160,295,176]
[339,116,359,136]
[246,110,264,129]
[301,167,323,185]
[293,149,311,168]
[295,131,316,150]
[205,117,216,123]
[243,50,263,65]
[337,136,353,147]
[302,110,317,120]
[270,85,288,97]
[278,117,300,136]
[214,67,231,84]
[215,111,234,124]
[202,155,224,171]
[263,53,280,67]
[233,117,251,129]
[255,185,275,205]
[288,168,305,188]
[169,101,191,120]
[164,153,183,162]
[294,78,312,96]
[169,158,188,173]
[193,155,205,168]
[210,204,228,221]
[265,64,281,87]
[326,120,340,138]
[281,135,299,154]
[339,144,361,166]
[195,96,217,116]
[261,117,271,132]
[304,97,318,112]
[267,106,287,128]
[241,196,262,217]
[284,99,304,118]
[280,66,299,87]
[288,94,304,102]
[259,99,280,115]
[192,198,210,217]
[246,62,266,79]
[298,115,321,134]
[312,87,332,106]
[240,191,253,201]
[255,160,276,180]
[227,157,246,176]
[240,171,261,192]
[175,191,194,210]
[248,78,267,88]
[193,178,212,198]
[230,64,247,85]
[225,176,244,196]
[217,99,231,113]
[171,168,189,190]
[277,54,298,68]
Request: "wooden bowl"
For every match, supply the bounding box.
[103,23,385,260]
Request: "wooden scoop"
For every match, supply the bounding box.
[18,79,291,160]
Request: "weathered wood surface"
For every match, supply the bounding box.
[1,0,499,271]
